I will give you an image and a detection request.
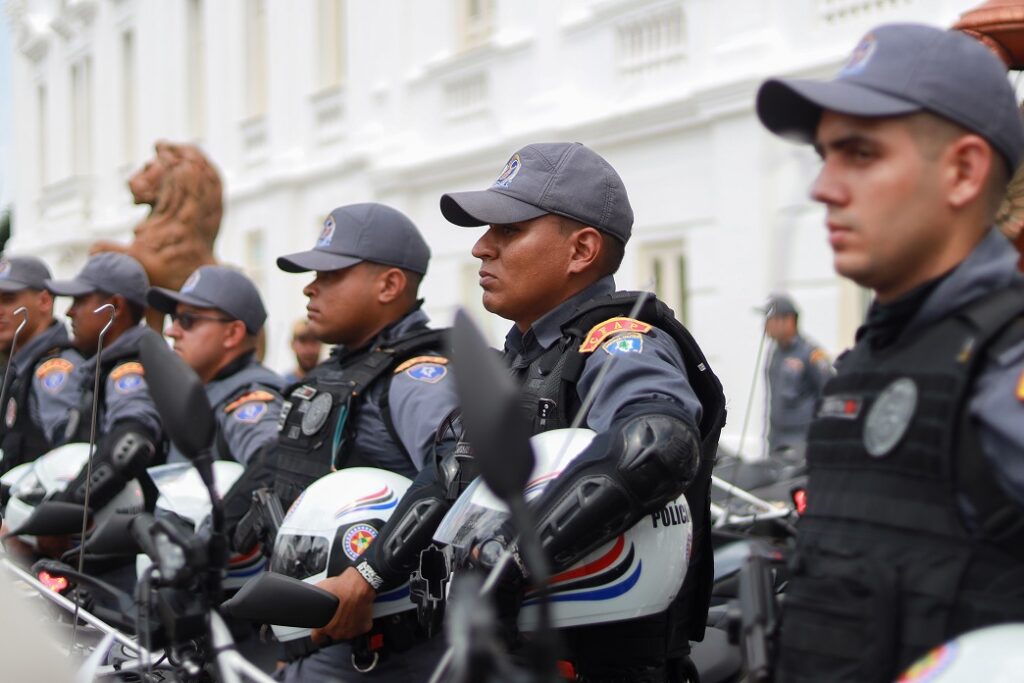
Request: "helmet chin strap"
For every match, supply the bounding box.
[71,302,116,650]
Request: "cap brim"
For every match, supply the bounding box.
[276,250,363,274]
[45,278,97,298]
[440,190,549,227]
[756,78,922,142]
[0,281,31,293]
[146,287,221,315]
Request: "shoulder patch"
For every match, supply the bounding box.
[233,401,269,424]
[110,362,144,381]
[602,332,644,356]
[405,363,448,384]
[393,356,449,374]
[809,349,830,365]
[225,390,277,414]
[35,358,75,394]
[111,362,145,394]
[1016,369,1024,402]
[579,317,652,354]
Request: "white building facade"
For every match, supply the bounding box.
[6,0,980,451]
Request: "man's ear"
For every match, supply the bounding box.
[945,134,993,211]
[567,226,603,276]
[37,290,54,318]
[222,320,249,350]
[377,267,408,305]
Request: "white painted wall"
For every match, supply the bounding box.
[6,0,981,453]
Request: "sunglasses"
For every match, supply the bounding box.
[171,311,235,331]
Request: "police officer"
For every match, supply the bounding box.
[761,293,832,458]
[45,253,165,515]
[756,23,1024,681]
[283,319,321,385]
[270,203,459,682]
[147,265,284,467]
[324,143,727,683]
[0,256,82,474]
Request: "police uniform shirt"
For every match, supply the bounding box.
[324,309,458,477]
[53,325,162,438]
[167,356,284,465]
[766,332,833,441]
[901,228,1024,510]
[503,275,703,433]
[10,321,83,444]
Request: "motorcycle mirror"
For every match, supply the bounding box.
[450,310,534,504]
[139,331,215,461]
[220,572,339,628]
[5,501,89,538]
[71,512,140,558]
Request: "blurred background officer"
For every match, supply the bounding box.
[283,318,321,385]
[761,292,832,459]
[148,265,283,467]
[757,23,1024,682]
[269,203,458,682]
[0,256,82,474]
[40,253,164,587]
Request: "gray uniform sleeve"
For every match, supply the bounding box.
[103,361,162,437]
[218,388,284,467]
[387,358,459,472]
[804,344,835,396]
[577,324,702,432]
[29,350,84,444]
[968,337,1024,508]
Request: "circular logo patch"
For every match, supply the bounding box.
[493,153,522,189]
[301,393,333,436]
[0,260,11,279]
[317,215,337,248]
[114,374,144,394]
[234,401,268,423]
[342,523,378,561]
[864,378,917,458]
[181,269,201,293]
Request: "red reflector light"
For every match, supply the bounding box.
[792,488,808,516]
[38,570,69,593]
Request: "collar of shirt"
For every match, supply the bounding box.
[328,306,432,361]
[872,229,1022,346]
[210,351,256,382]
[77,323,148,375]
[503,276,617,369]
[12,320,69,375]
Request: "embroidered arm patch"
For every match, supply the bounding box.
[393,356,448,374]
[579,317,652,353]
[225,390,276,413]
[36,358,74,394]
[110,362,145,394]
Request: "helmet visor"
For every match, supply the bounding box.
[270,533,330,581]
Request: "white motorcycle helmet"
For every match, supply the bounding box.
[896,624,1024,682]
[3,443,144,548]
[434,427,693,631]
[137,461,266,590]
[269,467,414,643]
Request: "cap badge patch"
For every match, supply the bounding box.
[0,261,10,279]
[36,358,74,394]
[181,270,201,293]
[343,523,378,561]
[579,317,652,354]
[493,153,522,189]
[317,215,337,248]
[603,333,643,356]
[839,33,876,78]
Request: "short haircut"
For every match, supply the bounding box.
[557,217,625,276]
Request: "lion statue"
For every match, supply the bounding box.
[92,141,222,293]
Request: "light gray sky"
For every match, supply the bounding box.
[0,14,12,211]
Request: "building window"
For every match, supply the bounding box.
[316,0,345,90]
[187,0,206,139]
[121,30,136,166]
[37,84,48,187]
[639,239,688,325]
[71,57,93,178]
[457,0,495,50]
[245,0,268,119]
[616,3,687,78]
[244,229,265,290]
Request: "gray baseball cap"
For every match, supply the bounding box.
[0,256,52,292]
[757,23,1024,172]
[440,142,635,244]
[277,203,430,275]
[147,265,267,335]
[46,252,150,308]
[757,293,799,318]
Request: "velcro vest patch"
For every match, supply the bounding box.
[110,362,144,381]
[578,317,652,353]
[225,390,277,414]
[393,356,449,374]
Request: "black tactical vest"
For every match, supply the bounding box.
[64,344,146,444]
[777,285,1024,683]
[272,328,448,508]
[0,344,71,474]
[511,291,727,658]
